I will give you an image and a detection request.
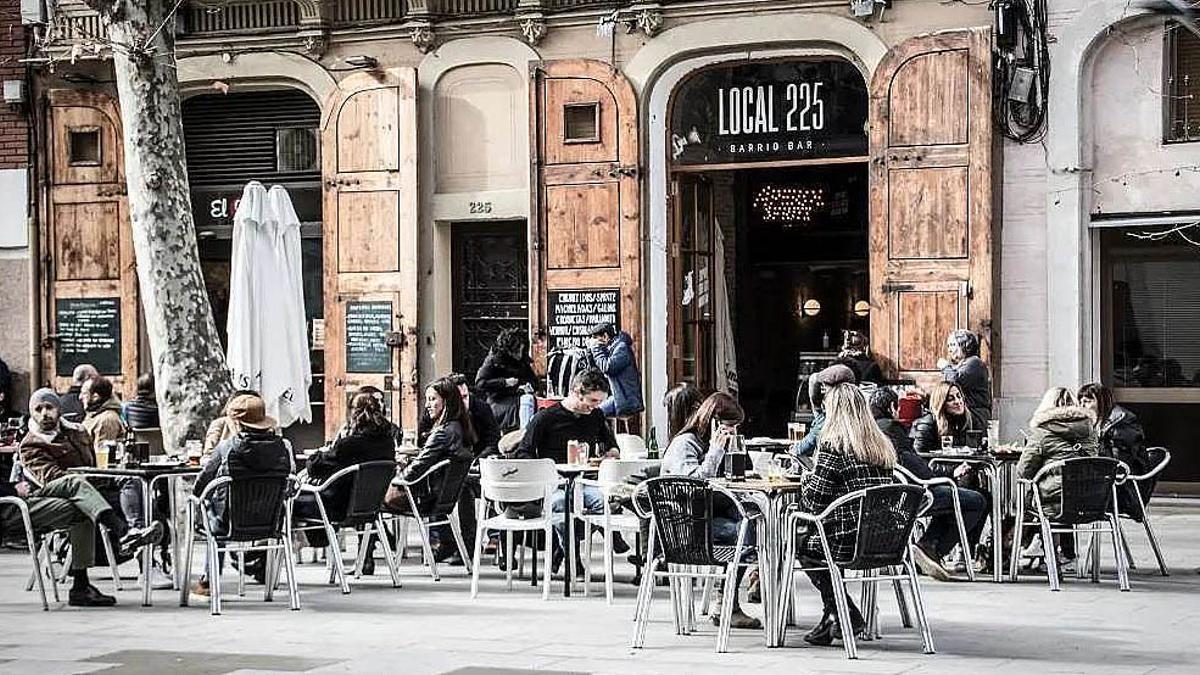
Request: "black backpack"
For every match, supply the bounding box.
[226,430,291,479]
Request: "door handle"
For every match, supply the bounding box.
[881,283,914,294]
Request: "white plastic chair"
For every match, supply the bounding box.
[575,458,659,604]
[471,458,561,600]
[615,434,648,460]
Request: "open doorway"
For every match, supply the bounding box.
[670,162,869,437]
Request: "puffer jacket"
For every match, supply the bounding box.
[1017,406,1098,516]
[1100,405,1156,512]
[908,413,969,455]
[475,350,539,431]
[590,331,645,417]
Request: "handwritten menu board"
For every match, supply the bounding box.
[345,301,393,374]
[55,297,121,376]
[546,289,620,351]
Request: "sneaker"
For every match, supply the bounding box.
[143,567,173,590]
[746,570,761,604]
[1020,534,1044,560]
[190,580,211,597]
[913,544,953,582]
[713,608,762,630]
[118,522,164,558]
[1059,558,1078,575]
[68,584,117,607]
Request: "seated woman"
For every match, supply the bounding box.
[1078,382,1153,513]
[1016,387,1098,571]
[796,383,896,647]
[661,391,760,631]
[909,382,973,454]
[293,392,396,553]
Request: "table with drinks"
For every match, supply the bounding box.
[72,439,202,606]
[557,439,603,598]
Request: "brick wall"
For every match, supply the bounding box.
[0,1,27,170]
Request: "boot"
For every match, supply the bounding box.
[803,611,836,646]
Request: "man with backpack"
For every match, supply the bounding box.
[587,322,644,419]
[190,392,291,596]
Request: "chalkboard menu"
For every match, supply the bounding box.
[547,289,620,351]
[55,297,121,376]
[670,59,868,166]
[345,301,393,374]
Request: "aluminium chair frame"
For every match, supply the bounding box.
[893,466,976,581]
[381,458,473,582]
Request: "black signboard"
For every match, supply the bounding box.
[191,184,321,230]
[345,301,393,374]
[55,297,121,376]
[670,59,868,166]
[547,289,620,351]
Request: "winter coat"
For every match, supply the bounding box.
[837,353,884,385]
[590,331,645,417]
[941,356,993,429]
[1099,405,1155,512]
[419,395,500,458]
[475,350,539,431]
[798,441,895,562]
[83,398,126,453]
[306,423,396,521]
[399,420,473,512]
[1017,406,1099,517]
[123,396,160,430]
[59,386,86,424]
[194,428,292,531]
[18,422,95,486]
[909,413,969,455]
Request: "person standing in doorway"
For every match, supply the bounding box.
[937,330,992,429]
[587,322,644,419]
[475,328,540,433]
[59,364,98,424]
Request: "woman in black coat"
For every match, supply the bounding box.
[294,392,396,548]
[910,382,973,454]
[387,378,477,515]
[1079,383,1154,512]
[475,328,539,432]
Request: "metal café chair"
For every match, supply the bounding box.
[1009,456,1130,591]
[470,458,560,600]
[382,457,473,581]
[179,471,301,615]
[1110,447,1171,577]
[892,465,976,581]
[293,460,402,592]
[783,484,936,659]
[630,476,757,654]
[575,458,660,604]
[1,496,54,610]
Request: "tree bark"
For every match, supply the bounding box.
[86,0,232,449]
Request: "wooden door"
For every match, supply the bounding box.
[868,29,995,384]
[42,90,139,398]
[322,70,419,436]
[452,222,529,377]
[668,174,716,391]
[530,60,641,369]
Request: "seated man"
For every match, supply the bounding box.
[514,369,623,571]
[191,393,291,596]
[6,388,162,606]
[869,387,988,580]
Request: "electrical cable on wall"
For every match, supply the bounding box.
[992,0,1050,143]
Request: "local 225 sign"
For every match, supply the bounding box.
[670,59,868,166]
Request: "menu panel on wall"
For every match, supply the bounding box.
[345,300,393,374]
[546,289,620,351]
[55,297,121,376]
[670,59,868,166]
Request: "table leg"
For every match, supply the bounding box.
[141,477,154,607]
[757,509,777,646]
[986,466,1002,583]
[564,476,575,598]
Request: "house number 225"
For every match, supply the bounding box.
[469,201,493,214]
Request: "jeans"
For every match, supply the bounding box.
[518,393,537,431]
[712,515,757,548]
[118,478,145,529]
[550,485,604,549]
[919,485,988,558]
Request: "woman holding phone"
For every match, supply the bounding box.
[661,392,761,630]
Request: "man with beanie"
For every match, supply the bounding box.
[791,364,856,457]
[59,364,98,424]
[5,388,163,606]
[587,322,644,419]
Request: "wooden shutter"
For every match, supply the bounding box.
[322,70,419,435]
[868,29,995,384]
[42,90,139,398]
[530,60,641,366]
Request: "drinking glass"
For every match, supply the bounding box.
[940,435,955,452]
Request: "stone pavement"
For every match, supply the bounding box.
[2,501,1199,675]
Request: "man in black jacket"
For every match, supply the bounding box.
[59,364,98,424]
[869,388,987,581]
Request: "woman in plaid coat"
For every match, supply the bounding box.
[796,383,897,646]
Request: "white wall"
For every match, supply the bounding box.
[0,169,27,249]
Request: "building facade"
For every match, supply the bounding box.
[2,0,1198,485]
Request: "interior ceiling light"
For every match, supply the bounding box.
[753,184,826,225]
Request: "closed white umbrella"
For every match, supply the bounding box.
[265,185,312,427]
[227,181,269,395]
[714,223,738,395]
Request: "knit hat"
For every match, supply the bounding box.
[29,387,61,414]
[947,330,981,358]
[808,364,857,408]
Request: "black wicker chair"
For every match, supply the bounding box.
[1111,447,1170,577]
[630,476,757,653]
[893,466,976,581]
[1009,456,1130,591]
[293,460,401,592]
[380,457,474,581]
[180,471,300,615]
[784,484,935,659]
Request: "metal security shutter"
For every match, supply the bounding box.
[183,89,321,188]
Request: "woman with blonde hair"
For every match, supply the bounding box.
[909,382,973,454]
[795,383,896,647]
[1016,387,1098,571]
